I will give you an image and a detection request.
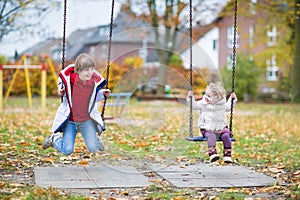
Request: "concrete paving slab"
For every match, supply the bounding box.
[34,165,151,189]
[86,166,150,188]
[167,178,233,188]
[34,163,280,189]
[149,163,278,188]
[34,166,97,188]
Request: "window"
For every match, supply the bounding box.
[249,25,255,47]
[227,26,233,48]
[267,26,277,47]
[227,54,233,70]
[266,55,279,81]
[212,39,218,51]
[250,0,257,15]
[227,26,239,48]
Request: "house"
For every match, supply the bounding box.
[216,0,289,96]
[21,38,61,62]
[183,0,289,97]
[180,26,219,70]
[84,10,158,67]
[22,7,158,67]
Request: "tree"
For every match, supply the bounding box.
[221,54,263,101]
[292,0,300,102]
[125,0,226,94]
[0,0,59,42]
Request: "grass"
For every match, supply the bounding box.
[0,97,300,199]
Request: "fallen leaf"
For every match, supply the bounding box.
[133,142,149,147]
[293,170,300,176]
[20,141,30,146]
[41,158,55,163]
[77,159,89,165]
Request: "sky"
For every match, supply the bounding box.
[0,0,227,58]
[0,0,121,57]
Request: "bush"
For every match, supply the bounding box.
[221,54,263,101]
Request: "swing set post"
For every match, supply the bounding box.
[0,64,3,113]
[41,64,46,110]
[0,54,54,112]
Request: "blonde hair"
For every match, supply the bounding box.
[74,53,95,73]
[206,82,226,100]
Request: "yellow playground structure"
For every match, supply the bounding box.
[0,54,58,112]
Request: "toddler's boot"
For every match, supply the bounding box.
[223,148,232,163]
[208,146,220,162]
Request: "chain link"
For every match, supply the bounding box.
[229,0,238,135]
[101,0,115,120]
[189,0,193,137]
[61,0,67,69]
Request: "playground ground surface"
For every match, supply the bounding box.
[0,98,299,199]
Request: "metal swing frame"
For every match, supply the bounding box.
[186,0,238,142]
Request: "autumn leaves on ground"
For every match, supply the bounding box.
[0,97,300,199]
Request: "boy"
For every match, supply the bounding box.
[43,53,110,155]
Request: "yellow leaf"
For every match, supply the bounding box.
[133,142,149,147]
[41,158,55,163]
[77,159,89,165]
[0,147,7,151]
[20,142,30,146]
[176,156,187,162]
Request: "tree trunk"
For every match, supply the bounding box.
[292,0,300,102]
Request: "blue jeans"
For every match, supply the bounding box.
[53,120,99,155]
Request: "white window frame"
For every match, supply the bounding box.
[267,26,277,47]
[250,0,257,15]
[227,26,234,48]
[249,25,255,47]
[227,26,239,49]
[212,39,218,51]
[266,55,279,81]
[227,54,233,70]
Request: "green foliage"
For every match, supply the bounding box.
[221,54,263,101]
[2,66,57,97]
[219,192,245,200]
[0,55,7,64]
[168,53,183,68]
[292,0,300,102]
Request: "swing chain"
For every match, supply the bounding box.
[189,0,193,137]
[101,0,115,119]
[61,0,67,69]
[229,0,238,134]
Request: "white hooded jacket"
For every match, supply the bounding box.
[51,64,107,133]
[187,94,237,132]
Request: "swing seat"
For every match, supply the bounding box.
[185,136,236,142]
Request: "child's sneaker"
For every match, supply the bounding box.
[223,156,233,163]
[209,154,220,162]
[42,133,62,149]
[98,139,105,151]
[42,135,54,149]
[223,148,232,163]
[97,134,105,151]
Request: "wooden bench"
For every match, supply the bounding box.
[98,92,132,119]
